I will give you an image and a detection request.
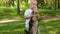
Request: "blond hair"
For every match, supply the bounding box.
[28,0,37,5]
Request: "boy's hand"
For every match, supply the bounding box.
[30,14,33,17]
[24,14,33,19]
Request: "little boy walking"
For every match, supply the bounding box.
[24,0,40,34]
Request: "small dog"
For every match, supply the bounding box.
[28,10,42,34]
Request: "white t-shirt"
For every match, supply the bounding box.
[24,9,32,29]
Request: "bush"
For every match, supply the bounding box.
[39,9,60,16]
[0,7,20,19]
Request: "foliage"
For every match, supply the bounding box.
[0,7,22,19]
[0,0,60,9]
[0,7,60,18]
[39,9,60,16]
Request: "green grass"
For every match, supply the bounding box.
[0,21,25,34]
[0,20,60,34]
[0,7,60,34]
[0,7,60,19]
[39,20,60,34]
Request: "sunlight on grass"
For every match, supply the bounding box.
[0,29,24,32]
[42,19,57,22]
[0,24,7,27]
[0,30,11,32]
[49,30,58,34]
[13,29,24,31]
[46,26,52,29]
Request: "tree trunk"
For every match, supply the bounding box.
[9,0,11,7]
[12,0,14,6]
[17,0,20,15]
[55,0,58,9]
[58,0,60,9]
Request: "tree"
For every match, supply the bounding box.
[17,0,20,15]
[12,0,14,6]
[58,0,60,9]
[55,0,58,9]
[9,0,12,7]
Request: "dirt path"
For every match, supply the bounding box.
[42,16,60,21]
[0,16,60,23]
[0,18,23,23]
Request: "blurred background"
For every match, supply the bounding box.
[0,0,60,34]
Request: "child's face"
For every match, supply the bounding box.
[30,2,37,9]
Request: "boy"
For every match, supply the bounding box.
[24,0,40,34]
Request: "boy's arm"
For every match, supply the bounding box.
[24,14,33,19]
[24,10,33,19]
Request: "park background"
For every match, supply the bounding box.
[0,0,60,34]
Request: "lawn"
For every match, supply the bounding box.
[0,20,60,34]
[0,7,60,34]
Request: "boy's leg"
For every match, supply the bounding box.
[25,29,29,34]
[25,22,29,34]
[25,27,29,34]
